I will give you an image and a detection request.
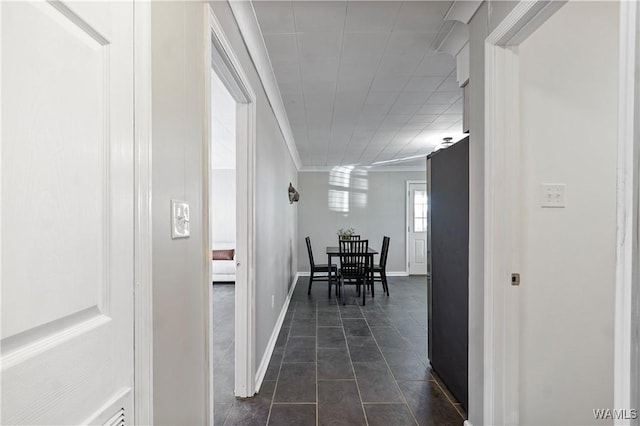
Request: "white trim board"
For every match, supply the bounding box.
[227,1,301,170]
[133,1,153,425]
[299,166,427,173]
[297,271,409,277]
[254,273,300,393]
[614,2,640,424]
[386,272,410,277]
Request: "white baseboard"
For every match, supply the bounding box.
[297,271,409,277]
[254,272,299,392]
[464,421,473,426]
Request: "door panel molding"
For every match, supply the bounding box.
[1,0,112,339]
[1,308,109,370]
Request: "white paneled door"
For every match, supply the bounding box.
[408,182,428,275]
[2,1,135,424]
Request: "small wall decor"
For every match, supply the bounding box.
[288,183,300,204]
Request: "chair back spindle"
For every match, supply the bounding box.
[305,236,315,268]
[380,236,390,268]
[339,239,368,278]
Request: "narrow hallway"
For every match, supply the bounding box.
[214,276,466,425]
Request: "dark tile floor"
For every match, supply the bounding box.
[213,276,466,425]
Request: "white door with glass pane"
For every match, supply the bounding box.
[1,1,135,423]
[408,182,428,275]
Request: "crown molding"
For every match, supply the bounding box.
[298,166,426,173]
[437,21,470,57]
[444,1,483,25]
[228,1,302,170]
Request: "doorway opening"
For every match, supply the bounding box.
[204,6,258,424]
[210,69,238,421]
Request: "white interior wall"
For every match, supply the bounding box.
[211,169,236,245]
[210,72,236,171]
[151,2,206,423]
[297,170,425,274]
[518,2,618,424]
[150,1,298,422]
[210,72,237,246]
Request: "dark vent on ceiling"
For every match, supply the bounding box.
[103,407,125,426]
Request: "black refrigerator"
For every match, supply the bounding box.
[427,137,469,411]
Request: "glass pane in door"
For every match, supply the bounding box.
[414,190,427,232]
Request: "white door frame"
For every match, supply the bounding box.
[204,5,257,419]
[406,180,427,275]
[484,1,639,424]
[614,2,640,423]
[484,1,565,424]
[133,1,153,424]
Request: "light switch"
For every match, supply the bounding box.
[171,200,190,238]
[540,184,566,208]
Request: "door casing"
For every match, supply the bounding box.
[203,8,258,426]
[406,180,428,275]
[482,1,639,424]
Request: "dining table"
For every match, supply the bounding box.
[326,246,378,303]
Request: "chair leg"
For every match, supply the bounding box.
[307,272,314,295]
[362,278,366,306]
[382,271,389,295]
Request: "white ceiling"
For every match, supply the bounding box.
[253,1,465,169]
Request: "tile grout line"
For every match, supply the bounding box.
[452,403,467,420]
[216,286,236,426]
[315,298,319,426]
[265,302,295,425]
[339,303,370,426]
[364,305,420,426]
[431,374,465,418]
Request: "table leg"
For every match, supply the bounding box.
[370,255,375,298]
[328,253,332,298]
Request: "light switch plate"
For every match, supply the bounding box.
[171,200,190,239]
[540,184,566,208]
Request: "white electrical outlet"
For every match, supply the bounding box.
[540,184,566,208]
[271,295,275,308]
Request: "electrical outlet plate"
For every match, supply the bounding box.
[540,183,566,208]
[171,200,190,239]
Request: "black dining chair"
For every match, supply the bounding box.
[305,236,338,297]
[372,236,390,296]
[338,239,369,305]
